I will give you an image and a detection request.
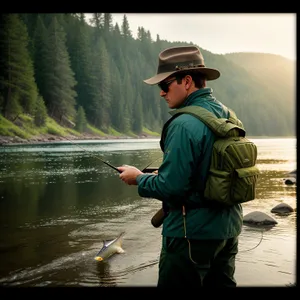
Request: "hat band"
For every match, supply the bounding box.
[157,60,205,74]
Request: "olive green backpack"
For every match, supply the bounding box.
[169,106,260,206]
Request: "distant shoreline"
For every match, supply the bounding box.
[0,133,160,146]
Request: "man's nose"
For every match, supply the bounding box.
[160,90,166,97]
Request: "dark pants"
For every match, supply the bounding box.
[157,236,238,288]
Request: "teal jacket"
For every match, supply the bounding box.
[136,88,243,239]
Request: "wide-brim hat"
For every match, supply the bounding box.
[144,45,220,85]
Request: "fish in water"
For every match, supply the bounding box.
[94,232,125,262]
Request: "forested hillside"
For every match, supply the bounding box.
[0,13,296,139]
[223,52,296,136]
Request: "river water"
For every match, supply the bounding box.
[0,137,296,287]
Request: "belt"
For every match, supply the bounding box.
[168,200,227,211]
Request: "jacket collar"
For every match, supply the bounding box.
[178,87,213,109]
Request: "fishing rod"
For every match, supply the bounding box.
[141,160,160,173]
[63,135,160,173]
[63,135,121,173]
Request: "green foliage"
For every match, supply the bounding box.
[89,35,111,129]
[0,114,31,138]
[0,13,295,141]
[45,118,66,136]
[16,114,39,135]
[0,95,3,112]
[86,124,107,136]
[34,95,47,127]
[121,15,132,38]
[75,106,87,132]
[41,16,77,121]
[64,14,94,120]
[5,93,22,120]
[106,127,123,136]
[0,13,38,118]
[64,128,81,137]
[132,93,143,134]
[32,16,49,106]
[142,127,160,137]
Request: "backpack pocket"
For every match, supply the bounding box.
[232,166,260,204]
[204,166,260,206]
[204,169,232,205]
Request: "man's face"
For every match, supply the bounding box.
[158,76,188,109]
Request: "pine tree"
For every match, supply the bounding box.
[88,15,112,130]
[75,106,87,132]
[32,16,49,105]
[0,13,38,119]
[42,16,77,123]
[103,13,113,33]
[34,95,47,127]
[132,93,143,134]
[89,13,104,30]
[121,15,132,39]
[109,60,127,132]
[64,14,94,119]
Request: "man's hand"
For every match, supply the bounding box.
[118,165,143,185]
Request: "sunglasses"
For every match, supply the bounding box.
[158,78,177,93]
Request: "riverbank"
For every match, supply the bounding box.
[0,132,158,146]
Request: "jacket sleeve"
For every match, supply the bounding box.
[136,117,206,207]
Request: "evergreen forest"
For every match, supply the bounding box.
[0,13,296,139]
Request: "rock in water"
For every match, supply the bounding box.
[243,211,278,226]
[284,177,296,185]
[271,203,294,215]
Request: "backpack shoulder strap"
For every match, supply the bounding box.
[169,106,245,137]
[227,108,244,129]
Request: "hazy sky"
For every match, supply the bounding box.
[108,13,296,61]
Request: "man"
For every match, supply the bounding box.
[117,45,243,287]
